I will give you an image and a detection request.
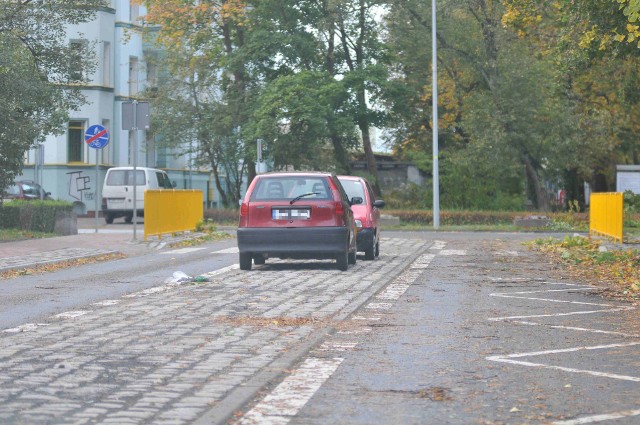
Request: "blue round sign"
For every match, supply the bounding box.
[85,124,110,149]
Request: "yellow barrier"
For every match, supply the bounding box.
[144,190,203,241]
[589,192,624,243]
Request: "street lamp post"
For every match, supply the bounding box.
[432,0,440,229]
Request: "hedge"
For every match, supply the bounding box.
[204,208,239,224]
[386,209,590,226]
[0,200,74,233]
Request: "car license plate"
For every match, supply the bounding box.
[272,208,310,220]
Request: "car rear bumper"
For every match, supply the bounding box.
[237,227,349,258]
[356,228,375,251]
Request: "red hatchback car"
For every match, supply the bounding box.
[337,176,385,260]
[237,172,358,271]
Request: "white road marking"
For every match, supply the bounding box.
[552,409,640,424]
[3,323,49,333]
[92,300,120,306]
[512,321,640,338]
[365,302,393,310]
[201,264,240,277]
[489,307,635,321]
[490,294,614,307]
[440,249,466,256]
[337,328,372,335]
[410,253,435,269]
[488,279,640,421]
[430,240,446,250]
[212,247,239,254]
[487,342,640,383]
[351,316,381,321]
[238,357,343,425]
[376,284,411,300]
[317,342,358,352]
[55,311,91,319]
[161,247,207,255]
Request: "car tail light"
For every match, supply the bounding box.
[239,202,249,227]
[335,201,344,215]
[102,197,107,209]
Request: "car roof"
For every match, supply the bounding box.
[257,172,334,178]
[337,175,364,181]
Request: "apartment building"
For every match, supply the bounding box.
[19,1,218,216]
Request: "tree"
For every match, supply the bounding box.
[0,0,105,198]
[142,0,255,206]
[385,0,569,210]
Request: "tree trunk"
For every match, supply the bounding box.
[523,154,549,211]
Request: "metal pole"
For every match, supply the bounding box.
[95,149,99,233]
[132,100,138,240]
[432,0,440,229]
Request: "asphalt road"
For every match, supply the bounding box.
[1,231,639,425]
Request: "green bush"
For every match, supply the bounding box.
[204,208,238,224]
[385,209,589,227]
[0,200,74,232]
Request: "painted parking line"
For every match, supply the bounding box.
[238,357,344,425]
[510,320,640,338]
[212,247,239,254]
[161,247,207,255]
[552,408,640,425]
[487,341,640,382]
[440,249,466,256]
[488,280,640,423]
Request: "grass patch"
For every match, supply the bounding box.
[528,235,640,301]
[0,228,55,242]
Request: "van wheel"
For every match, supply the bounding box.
[105,214,114,224]
[240,253,252,271]
[125,214,133,224]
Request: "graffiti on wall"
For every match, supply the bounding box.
[66,171,92,201]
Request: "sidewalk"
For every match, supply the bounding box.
[0,218,212,273]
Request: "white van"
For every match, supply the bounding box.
[101,167,173,224]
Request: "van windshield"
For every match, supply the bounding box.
[156,172,173,189]
[106,170,145,186]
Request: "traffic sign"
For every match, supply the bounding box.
[85,124,110,149]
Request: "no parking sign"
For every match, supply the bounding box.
[85,124,110,149]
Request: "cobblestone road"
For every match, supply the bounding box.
[0,237,429,424]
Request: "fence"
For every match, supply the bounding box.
[589,192,624,243]
[144,190,203,241]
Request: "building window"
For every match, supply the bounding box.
[69,40,87,82]
[103,42,111,86]
[68,121,85,162]
[129,57,138,95]
[130,0,139,23]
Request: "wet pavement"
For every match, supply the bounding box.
[0,218,215,273]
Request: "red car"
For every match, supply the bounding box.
[237,172,358,271]
[337,176,385,260]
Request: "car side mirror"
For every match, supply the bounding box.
[373,199,385,208]
[351,196,364,205]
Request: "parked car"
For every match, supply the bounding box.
[337,175,385,260]
[3,181,52,202]
[237,172,358,271]
[102,167,173,224]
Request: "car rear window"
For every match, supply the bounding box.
[339,179,366,201]
[250,176,332,201]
